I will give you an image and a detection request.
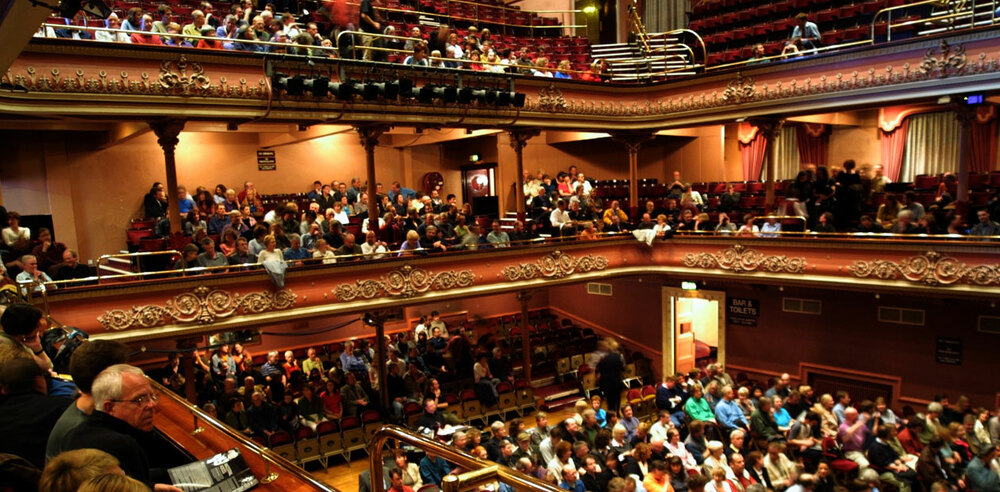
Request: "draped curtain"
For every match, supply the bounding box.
[901,112,961,182]
[642,0,690,32]
[880,119,910,183]
[795,123,829,169]
[739,123,768,181]
[775,125,800,180]
[971,107,998,173]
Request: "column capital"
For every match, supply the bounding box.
[149,119,185,154]
[355,124,390,151]
[747,118,785,139]
[610,131,656,153]
[508,129,540,152]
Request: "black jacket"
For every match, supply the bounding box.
[0,391,71,468]
[64,410,168,486]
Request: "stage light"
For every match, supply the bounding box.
[418,84,436,103]
[513,92,526,108]
[496,91,511,107]
[458,87,474,104]
[332,80,362,100]
[397,78,414,98]
[362,312,377,326]
[285,75,304,96]
[363,82,380,101]
[303,77,330,98]
[60,0,112,19]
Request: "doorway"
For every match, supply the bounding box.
[662,287,726,376]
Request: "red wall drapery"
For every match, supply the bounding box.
[971,106,998,173]
[739,122,768,181]
[880,119,909,182]
[795,123,829,168]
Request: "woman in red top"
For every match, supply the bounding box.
[320,379,342,421]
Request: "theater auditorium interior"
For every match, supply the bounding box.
[0,0,998,491]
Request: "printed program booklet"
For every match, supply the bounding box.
[168,448,259,492]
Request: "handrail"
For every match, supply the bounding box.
[149,378,336,491]
[39,23,340,56]
[706,39,873,71]
[871,0,997,42]
[96,249,181,283]
[649,29,708,66]
[750,215,808,229]
[368,425,562,492]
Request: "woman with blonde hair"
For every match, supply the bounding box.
[77,473,149,492]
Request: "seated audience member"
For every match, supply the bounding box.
[256,234,285,263]
[362,230,388,259]
[890,210,919,234]
[46,340,130,461]
[54,249,92,281]
[763,442,797,491]
[1,303,54,372]
[0,357,71,469]
[785,13,821,53]
[39,448,123,492]
[419,452,451,487]
[282,234,310,261]
[228,237,257,266]
[965,445,1000,492]
[487,221,510,247]
[970,209,1000,237]
[869,425,918,492]
[196,238,228,270]
[16,254,57,293]
[30,228,66,273]
[63,364,178,490]
[336,233,364,258]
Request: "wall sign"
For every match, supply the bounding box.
[727,297,759,327]
[256,149,276,171]
[935,337,962,366]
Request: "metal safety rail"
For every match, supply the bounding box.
[873,0,999,41]
[368,424,562,492]
[600,29,707,81]
[348,0,585,35]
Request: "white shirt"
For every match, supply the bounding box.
[16,271,55,293]
[571,180,593,196]
[550,208,572,228]
[649,421,671,442]
[361,242,387,259]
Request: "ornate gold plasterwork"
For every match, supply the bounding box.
[537,83,568,111]
[158,55,210,94]
[334,265,475,301]
[847,251,1000,287]
[920,40,966,79]
[97,285,297,331]
[721,73,756,104]
[682,244,806,274]
[501,250,609,281]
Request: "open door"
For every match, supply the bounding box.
[662,288,726,377]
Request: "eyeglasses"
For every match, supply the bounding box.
[111,392,160,407]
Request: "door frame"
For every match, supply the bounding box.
[661,287,727,378]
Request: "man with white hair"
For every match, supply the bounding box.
[64,364,182,491]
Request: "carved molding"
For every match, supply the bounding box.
[536,83,568,111]
[847,251,1000,287]
[920,40,966,79]
[158,55,211,95]
[97,285,297,331]
[721,73,756,104]
[682,244,806,274]
[333,265,475,301]
[501,250,609,281]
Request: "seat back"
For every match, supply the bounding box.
[295,427,321,465]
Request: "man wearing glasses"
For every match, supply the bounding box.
[64,364,183,492]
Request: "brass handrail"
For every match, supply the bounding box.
[871,0,998,41]
[96,249,181,283]
[148,379,336,491]
[706,39,873,71]
[368,424,563,492]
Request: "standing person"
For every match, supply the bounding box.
[358,0,381,60]
[596,338,626,414]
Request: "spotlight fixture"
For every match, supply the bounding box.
[332,80,362,101]
[362,312,378,326]
[512,92,526,108]
[59,0,112,18]
[363,82,380,101]
[271,73,305,96]
[303,76,330,98]
[418,84,436,103]
[496,90,511,107]
[458,87,474,104]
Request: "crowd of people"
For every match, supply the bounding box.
[35,0,610,82]
[1,295,999,492]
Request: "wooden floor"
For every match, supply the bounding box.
[307,405,579,492]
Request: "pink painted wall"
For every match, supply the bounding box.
[723,284,997,408]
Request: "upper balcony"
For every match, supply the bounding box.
[5,4,1000,131]
[31,232,1000,345]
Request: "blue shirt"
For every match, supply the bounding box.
[340,352,366,373]
[419,456,451,486]
[833,403,847,423]
[560,480,586,492]
[283,247,310,261]
[178,198,195,214]
[715,398,749,429]
[773,408,792,427]
[388,187,416,202]
[791,22,821,49]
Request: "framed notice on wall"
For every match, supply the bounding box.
[256,149,276,170]
[727,297,759,327]
[935,337,962,366]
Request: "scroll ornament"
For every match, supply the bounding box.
[98,285,296,331]
[682,244,806,273]
[334,265,475,301]
[501,250,609,281]
[847,251,1000,286]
